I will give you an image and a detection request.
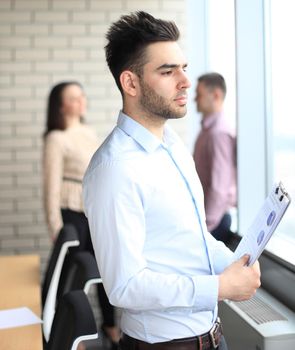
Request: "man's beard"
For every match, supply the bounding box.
[139,79,187,120]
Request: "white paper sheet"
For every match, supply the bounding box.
[233,182,291,266]
[0,307,42,330]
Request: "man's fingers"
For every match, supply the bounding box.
[238,254,250,266]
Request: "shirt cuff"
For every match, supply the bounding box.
[192,275,219,311]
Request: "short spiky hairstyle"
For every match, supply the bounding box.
[105,11,180,93]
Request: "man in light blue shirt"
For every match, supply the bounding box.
[83,11,260,350]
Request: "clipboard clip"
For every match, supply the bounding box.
[275,182,290,202]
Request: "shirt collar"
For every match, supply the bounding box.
[201,111,224,130]
[117,111,179,153]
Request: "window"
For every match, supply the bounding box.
[207,0,236,130]
[205,0,238,230]
[188,0,294,266]
[265,0,295,264]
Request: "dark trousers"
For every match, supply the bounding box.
[61,209,115,327]
[211,213,232,243]
[120,335,228,350]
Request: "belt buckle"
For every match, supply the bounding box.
[209,317,222,349]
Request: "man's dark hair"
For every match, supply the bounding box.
[105,11,180,93]
[198,72,227,97]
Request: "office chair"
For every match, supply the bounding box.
[56,251,102,303]
[42,224,80,342]
[46,289,98,350]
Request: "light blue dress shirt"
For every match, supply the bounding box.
[83,111,233,343]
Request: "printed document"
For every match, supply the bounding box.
[233,182,291,266]
[0,307,42,330]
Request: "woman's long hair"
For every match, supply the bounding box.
[44,81,83,137]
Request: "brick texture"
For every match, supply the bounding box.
[0,0,188,272]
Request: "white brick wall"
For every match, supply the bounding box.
[0,0,189,271]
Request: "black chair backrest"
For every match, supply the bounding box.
[46,290,98,350]
[56,251,101,304]
[42,224,80,307]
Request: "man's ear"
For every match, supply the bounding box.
[214,88,224,101]
[120,71,139,97]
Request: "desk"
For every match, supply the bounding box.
[0,254,42,350]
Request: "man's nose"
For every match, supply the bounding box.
[178,72,191,90]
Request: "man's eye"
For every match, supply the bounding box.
[162,71,172,76]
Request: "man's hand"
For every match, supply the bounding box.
[218,255,261,301]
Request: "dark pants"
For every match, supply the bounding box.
[61,209,115,327]
[120,335,228,350]
[211,213,232,243]
[218,336,228,350]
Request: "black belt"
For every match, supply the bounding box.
[120,318,223,350]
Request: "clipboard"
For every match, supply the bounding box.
[233,182,291,266]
